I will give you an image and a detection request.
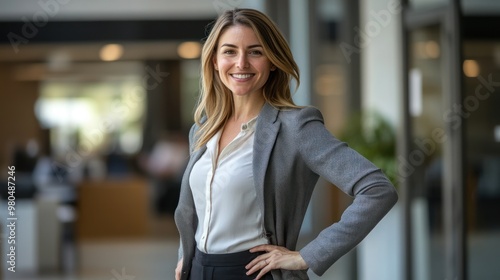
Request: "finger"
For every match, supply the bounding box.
[254,262,273,280]
[249,244,276,253]
[246,259,268,276]
[245,253,270,269]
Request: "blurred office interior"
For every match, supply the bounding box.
[0,0,499,279]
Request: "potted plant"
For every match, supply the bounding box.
[339,112,397,185]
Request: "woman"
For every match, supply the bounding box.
[175,8,398,280]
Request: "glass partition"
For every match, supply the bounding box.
[314,0,347,135]
[408,24,446,280]
[463,40,500,279]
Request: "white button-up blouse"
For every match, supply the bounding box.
[189,116,268,253]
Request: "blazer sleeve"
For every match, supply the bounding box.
[177,122,198,262]
[295,107,398,276]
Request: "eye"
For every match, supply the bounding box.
[222,49,236,55]
[249,50,263,56]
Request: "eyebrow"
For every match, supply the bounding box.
[220,43,263,49]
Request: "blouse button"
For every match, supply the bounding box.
[242,124,248,130]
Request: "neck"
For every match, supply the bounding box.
[231,95,265,122]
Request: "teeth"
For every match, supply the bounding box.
[232,74,253,79]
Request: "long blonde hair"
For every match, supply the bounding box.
[194,8,300,150]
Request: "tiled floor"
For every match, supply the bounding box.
[4,215,180,280]
[6,212,500,280]
[3,215,345,280]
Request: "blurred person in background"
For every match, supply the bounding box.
[174,8,398,280]
[140,131,189,215]
[3,139,39,199]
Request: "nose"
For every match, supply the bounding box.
[236,53,249,69]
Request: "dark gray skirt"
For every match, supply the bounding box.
[189,248,274,280]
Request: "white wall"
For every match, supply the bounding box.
[360,0,402,126]
[358,0,403,279]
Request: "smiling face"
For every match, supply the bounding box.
[213,25,275,98]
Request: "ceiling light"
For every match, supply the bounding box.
[177,42,201,59]
[463,59,480,78]
[100,44,124,61]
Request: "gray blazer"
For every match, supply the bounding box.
[174,103,398,280]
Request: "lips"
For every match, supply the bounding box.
[231,73,254,79]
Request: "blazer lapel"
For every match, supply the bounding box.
[253,103,280,217]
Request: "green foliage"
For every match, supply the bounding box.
[339,112,398,186]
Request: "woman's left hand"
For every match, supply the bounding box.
[245,245,308,279]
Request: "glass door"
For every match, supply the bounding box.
[407,24,447,280]
[403,2,500,280]
[401,2,465,280]
[463,35,500,280]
